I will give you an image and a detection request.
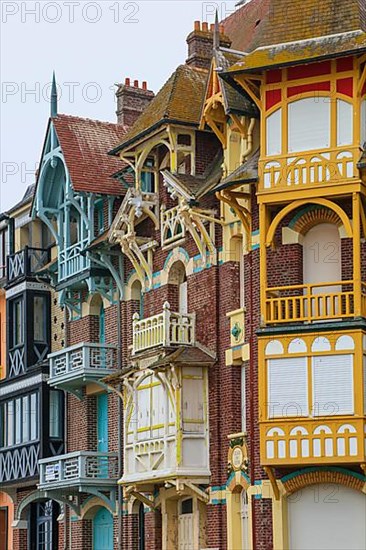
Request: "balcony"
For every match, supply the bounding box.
[132,302,195,355]
[58,239,90,282]
[161,205,185,247]
[265,281,366,324]
[48,343,117,393]
[225,308,249,366]
[259,146,361,194]
[259,330,366,467]
[0,442,39,484]
[7,246,50,285]
[38,451,118,490]
[261,418,365,466]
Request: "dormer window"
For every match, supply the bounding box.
[141,159,155,193]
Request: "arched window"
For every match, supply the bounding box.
[131,279,144,318]
[168,261,187,314]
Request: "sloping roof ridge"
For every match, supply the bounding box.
[53,112,128,130]
[219,46,247,56]
[254,28,364,51]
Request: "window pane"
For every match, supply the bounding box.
[14,299,23,346]
[22,396,30,443]
[7,401,14,446]
[30,393,38,440]
[15,398,21,444]
[337,100,353,146]
[49,391,61,438]
[0,403,5,447]
[288,98,330,153]
[34,296,46,342]
[266,109,282,156]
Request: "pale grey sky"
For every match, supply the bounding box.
[0,0,239,212]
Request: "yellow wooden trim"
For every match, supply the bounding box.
[358,63,366,97]
[263,467,280,500]
[353,193,362,317]
[235,75,262,109]
[266,198,353,246]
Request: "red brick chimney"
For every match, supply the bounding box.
[116,78,155,126]
[186,21,232,69]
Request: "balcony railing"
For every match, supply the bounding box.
[261,418,365,466]
[132,302,195,355]
[0,442,40,483]
[7,246,50,284]
[161,205,185,247]
[58,239,89,282]
[260,146,360,192]
[39,451,119,489]
[265,280,366,324]
[48,343,117,390]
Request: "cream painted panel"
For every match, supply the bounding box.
[288,485,366,550]
[288,99,330,153]
[303,223,341,291]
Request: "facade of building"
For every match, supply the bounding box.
[1,1,365,549]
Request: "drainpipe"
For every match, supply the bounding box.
[242,118,256,162]
[117,294,123,548]
[248,250,257,550]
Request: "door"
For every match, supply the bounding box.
[303,223,341,318]
[241,491,249,550]
[93,508,113,550]
[97,394,108,452]
[178,499,194,550]
[288,484,366,549]
[0,508,8,550]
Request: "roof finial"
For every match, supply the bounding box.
[51,71,58,117]
[213,9,220,50]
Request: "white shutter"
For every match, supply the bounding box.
[182,375,204,433]
[267,357,308,418]
[312,355,354,416]
[288,98,330,153]
[137,384,150,435]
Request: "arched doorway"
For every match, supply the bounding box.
[93,508,113,550]
[287,484,366,549]
[168,261,187,314]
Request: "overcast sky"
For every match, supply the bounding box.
[0,0,239,212]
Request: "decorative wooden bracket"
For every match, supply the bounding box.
[357,62,366,96]
[264,466,280,501]
[234,75,262,109]
[216,190,251,243]
[125,487,157,509]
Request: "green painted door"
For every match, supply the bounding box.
[93,508,113,550]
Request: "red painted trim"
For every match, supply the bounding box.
[287,81,330,99]
[336,78,353,98]
[266,69,282,84]
[287,61,331,81]
[336,57,353,72]
[266,89,281,110]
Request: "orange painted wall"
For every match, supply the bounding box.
[0,492,14,550]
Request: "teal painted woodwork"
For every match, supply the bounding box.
[97,393,108,453]
[93,508,113,550]
[99,304,105,345]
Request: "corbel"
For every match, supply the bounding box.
[263,466,280,501]
[234,75,262,109]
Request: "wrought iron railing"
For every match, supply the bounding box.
[7,246,50,283]
[132,302,195,354]
[39,451,119,487]
[48,343,117,386]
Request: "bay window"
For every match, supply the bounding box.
[0,392,39,448]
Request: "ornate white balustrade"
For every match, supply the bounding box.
[0,442,40,483]
[132,302,195,354]
[58,239,90,281]
[260,146,360,192]
[161,205,185,247]
[39,451,119,489]
[48,343,117,391]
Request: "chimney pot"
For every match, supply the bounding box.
[210,23,215,31]
[125,77,130,86]
[134,80,139,88]
[142,81,147,90]
[194,20,200,31]
[202,22,208,32]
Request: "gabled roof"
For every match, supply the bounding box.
[225,0,366,73]
[110,65,209,154]
[214,48,259,117]
[162,150,223,201]
[7,184,35,215]
[51,114,128,195]
[213,149,259,192]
